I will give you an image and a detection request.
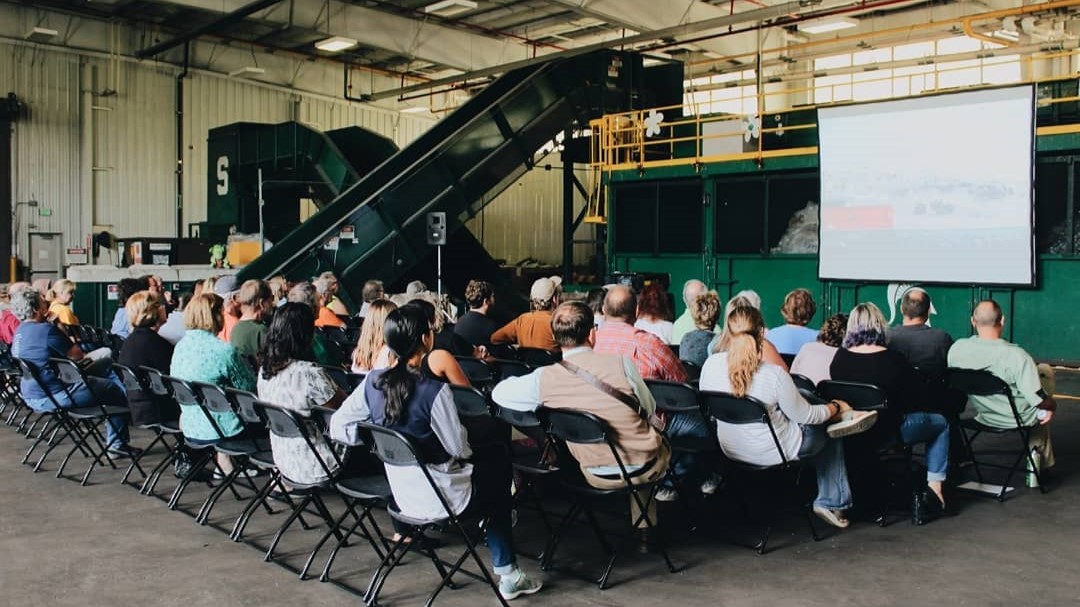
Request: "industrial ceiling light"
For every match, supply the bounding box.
[228,66,266,78]
[315,36,358,52]
[25,27,58,42]
[797,17,859,35]
[423,0,478,17]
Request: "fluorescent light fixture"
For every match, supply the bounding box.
[315,36,358,52]
[228,66,266,78]
[797,17,858,35]
[424,0,477,17]
[400,106,429,114]
[25,27,58,42]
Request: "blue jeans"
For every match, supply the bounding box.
[463,453,516,574]
[24,374,130,448]
[899,412,949,482]
[662,411,712,488]
[798,425,852,510]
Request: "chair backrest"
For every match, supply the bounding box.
[491,403,542,429]
[322,365,352,393]
[454,356,495,386]
[945,367,1010,397]
[164,375,199,405]
[517,347,560,367]
[254,400,341,481]
[139,366,172,397]
[699,390,770,425]
[790,373,817,394]
[645,380,700,415]
[348,372,366,392]
[224,387,264,424]
[680,360,702,381]
[494,359,532,379]
[192,381,236,414]
[817,380,888,411]
[50,357,85,386]
[360,421,421,466]
[449,385,491,417]
[113,363,146,393]
[539,407,609,445]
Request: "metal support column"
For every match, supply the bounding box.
[562,128,574,284]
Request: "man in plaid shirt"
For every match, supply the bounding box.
[595,285,717,501]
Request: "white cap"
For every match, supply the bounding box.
[529,276,563,304]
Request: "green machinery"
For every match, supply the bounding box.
[604,79,1080,365]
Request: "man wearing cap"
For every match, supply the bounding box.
[212,275,243,342]
[491,276,561,352]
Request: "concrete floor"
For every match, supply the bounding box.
[2,375,1080,607]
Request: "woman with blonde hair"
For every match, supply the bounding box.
[47,279,79,325]
[700,306,876,528]
[711,295,789,369]
[351,299,397,373]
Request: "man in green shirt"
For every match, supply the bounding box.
[230,279,273,363]
[947,299,1056,468]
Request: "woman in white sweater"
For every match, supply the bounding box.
[700,306,875,529]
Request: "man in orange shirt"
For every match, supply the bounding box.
[491,276,561,352]
[314,276,346,328]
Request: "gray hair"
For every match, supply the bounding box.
[11,287,43,321]
[312,277,333,296]
[843,302,889,348]
[682,279,706,306]
[732,289,761,310]
[287,281,319,309]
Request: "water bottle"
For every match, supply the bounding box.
[1026,448,1041,488]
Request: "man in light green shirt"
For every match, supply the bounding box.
[947,299,1056,468]
[671,279,707,345]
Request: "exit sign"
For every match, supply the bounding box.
[38,208,52,217]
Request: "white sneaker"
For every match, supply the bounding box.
[654,487,678,502]
[699,474,721,496]
[499,570,543,600]
[812,505,850,529]
[827,410,879,439]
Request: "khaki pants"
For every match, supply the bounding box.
[580,443,671,529]
[1033,364,1056,469]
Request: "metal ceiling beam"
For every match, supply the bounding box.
[136,0,284,58]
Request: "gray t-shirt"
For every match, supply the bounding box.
[887,323,953,376]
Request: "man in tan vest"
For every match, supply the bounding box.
[492,300,671,546]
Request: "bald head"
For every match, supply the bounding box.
[972,299,1004,337]
[901,288,931,322]
[682,279,706,307]
[603,285,637,322]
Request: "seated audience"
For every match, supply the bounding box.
[112,277,149,338]
[634,282,674,344]
[404,299,471,386]
[888,288,953,377]
[671,279,708,344]
[351,299,397,373]
[117,291,177,426]
[585,287,606,328]
[318,271,349,316]
[700,306,868,528]
[491,276,561,352]
[47,279,80,325]
[948,299,1056,472]
[358,279,385,318]
[767,288,819,356]
[829,303,951,518]
[213,276,242,342]
[712,295,789,370]
[331,306,543,600]
[268,276,289,308]
[11,287,137,457]
[790,313,848,386]
[257,303,348,485]
[0,282,30,345]
[158,292,190,346]
[679,290,722,367]
[288,282,348,367]
[170,293,256,474]
[493,301,670,542]
[454,280,500,349]
[230,279,274,360]
[313,277,346,328]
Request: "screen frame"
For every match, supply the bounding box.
[814,84,1037,288]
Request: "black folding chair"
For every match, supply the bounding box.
[449,385,509,452]
[700,390,822,554]
[51,358,135,484]
[322,365,353,393]
[136,366,191,497]
[538,407,677,589]
[251,400,350,578]
[14,358,98,475]
[112,363,176,488]
[359,421,512,607]
[946,368,1048,500]
[493,359,532,380]
[517,347,560,367]
[817,380,910,525]
[646,380,718,506]
[454,356,497,389]
[790,373,817,396]
[680,360,702,382]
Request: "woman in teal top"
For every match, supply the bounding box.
[170,293,256,444]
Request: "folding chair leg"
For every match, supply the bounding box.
[168,450,215,510]
[230,474,281,542]
[265,494,314,562]
[319,502,388,582]
[539,502,583,572]
[298,494,344,580]
[364,532,419,606]
[196,462,245,524]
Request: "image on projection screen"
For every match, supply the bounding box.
[817,86,1035,285]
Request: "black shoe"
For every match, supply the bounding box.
[108,444,143,460]
[912,490,945,526]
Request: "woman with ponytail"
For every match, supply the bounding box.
[700,306,877,529]
[329,306,543,600]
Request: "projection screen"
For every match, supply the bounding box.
[817,85,1035,285]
